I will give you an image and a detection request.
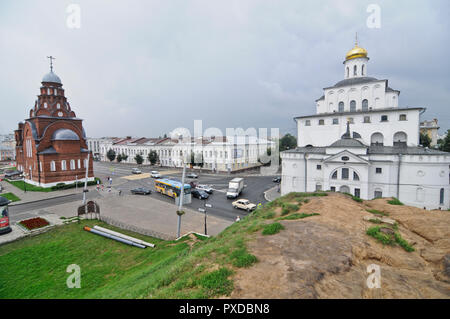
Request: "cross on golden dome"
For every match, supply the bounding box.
[345,33,368,61]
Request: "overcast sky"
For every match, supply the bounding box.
[1,0,449,139]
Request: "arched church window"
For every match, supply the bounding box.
[338,102,344,112]
[371,132,384,145]
[70,160,75,170]
[50,161,56,172]
[44,103,48,108]
[440,188,444,205]
[346,67,349,78]
[61,160,67,171]
[350,100,356,112]
[331,171,338,180]
[57,103,60,109]
[362,99,368,111]
[362,65,365,76]
[342,168,349,180]
[353,171,360,181]
[353,65,357,76]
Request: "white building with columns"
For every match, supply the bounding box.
[281,40,450,210]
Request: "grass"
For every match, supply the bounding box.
[342,192,363,203]
[277,213,320,221]
[0,192,21,202]
[262,222,284,235]
[366,226,414,252]
[387,197,404,206]
[5,177,101,192]
[366,209,389,216]
[230,248,258,268]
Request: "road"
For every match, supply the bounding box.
[8,191,100,222]
[94,162,277,222]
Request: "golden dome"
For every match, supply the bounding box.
[345,45,368,61]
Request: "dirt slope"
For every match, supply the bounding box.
[231,193,450,299]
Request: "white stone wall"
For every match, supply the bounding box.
[297,109,420,147]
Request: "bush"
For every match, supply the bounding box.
[262,222,284,235]
[388,197,404,206]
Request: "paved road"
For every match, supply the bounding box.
[9,191,100,222]
[95,162,277,222]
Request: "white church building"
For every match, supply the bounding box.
[280,40,450,210]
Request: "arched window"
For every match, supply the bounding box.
[353,171,360,181]
[353,65,357,76]
[338,102,344,112]
[393,132,407,145]
[362,99,368,111]
[50,161,56,172]
[371,132,384,145]
[44,102,48,109]
[61,160,67,171]
[362,65,365,76]
[350,100,356,112]
[332,171,338,179]
[346,67,349,78]
[440,188,444,205]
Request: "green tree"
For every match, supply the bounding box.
[121,154,128,161]
[148,150,159,165]
[116,154,123,163]
[279,134,297,152]
[438,129,450,152]
[106,149,116,162]
[134,154,144,165]
[419,132,431,148]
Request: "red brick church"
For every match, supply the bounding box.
[14,58,94,187]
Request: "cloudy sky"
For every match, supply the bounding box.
[0,0,449,138]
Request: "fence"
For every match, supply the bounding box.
[99,215,175,241]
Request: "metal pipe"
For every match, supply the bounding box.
[93,226,155,247]
[83,226,146,248]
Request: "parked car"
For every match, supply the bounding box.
[272,176,281,183]
[191,189,209,200]
[131,168,142,174]
[232,199,257,212]
[196,184,213,194]
[187,173,198,179]
[151,171,161,178]
[4,170,22,180]
[130,187,152,195]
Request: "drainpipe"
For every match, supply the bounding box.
[397,153,402,199]
[37,154,41,185]
[304,153,308,192]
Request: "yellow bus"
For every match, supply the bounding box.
[154,178,191,198]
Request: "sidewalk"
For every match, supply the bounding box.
[0,180,99,206]
[264,185,281,202]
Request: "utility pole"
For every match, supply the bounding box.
[204,203,212,235]
[82,153,90,205]
[177,157,186,238]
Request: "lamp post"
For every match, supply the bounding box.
[204,203,212,235]
[176,156,186,238]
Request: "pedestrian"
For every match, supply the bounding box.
[101,184,104,191]
[118,189,122,196]
[96,179,100,191]
[235,216,240,222]
[109,178,112,186]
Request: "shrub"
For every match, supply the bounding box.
[263,211,275,219]
[368,218,382,224]
[281,207,290,216]
[262,222,284,235]
[388,197,404,206]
